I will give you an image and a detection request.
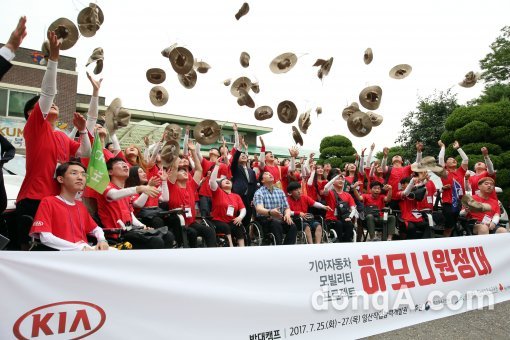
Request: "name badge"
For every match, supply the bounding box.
[412,211,422,219]
[482,215,491,225]
[184,207,192,218]
[427,196,433,204]
[226,205,235,217]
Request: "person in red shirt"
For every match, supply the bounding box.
[125,166,175,247]
[323,171,357,242]
[259,136,298,193]
[352,181,396,241]
[381,142,423,210]
[461,177,507,235]
[168,141,216,248]
[466,147,497,200]
[97,158,173,249]
[286,181,332,244]
[396,176,431,239]
[437,140,469,236]
[29,161,109,251]
[195,144,230,218]
[209,160,246,247]
[16,32,91,250]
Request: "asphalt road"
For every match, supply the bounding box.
[365,300,510,339]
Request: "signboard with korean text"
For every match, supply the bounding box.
[1,234,510,339]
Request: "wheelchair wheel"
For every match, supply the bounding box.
[249,222,263,246]
[328,229,338,243]
[296,231,308,245]
[216,234,229,247]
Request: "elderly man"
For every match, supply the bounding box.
[461,177,507,235]
[253,172,297,245]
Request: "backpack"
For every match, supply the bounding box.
[332,190,351,219]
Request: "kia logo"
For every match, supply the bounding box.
[13,301,106,339]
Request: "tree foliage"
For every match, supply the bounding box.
[318,135,356,169]
[396,90,459,161]
[480,26,510,84]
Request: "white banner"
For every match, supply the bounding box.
[1,234,510,339]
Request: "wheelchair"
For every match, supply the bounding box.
[360,207,392,241]
[292,215,328,244]
[392,209,433,240]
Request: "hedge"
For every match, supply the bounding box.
[319,135,352,151]
[319,146,356,159]
[445,101,510,131]
[453,121,490,144]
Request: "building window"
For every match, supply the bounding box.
[0,88,38,118]
[9,90,37,118]
[0,89,7,117]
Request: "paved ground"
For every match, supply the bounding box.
[365,300,510,340]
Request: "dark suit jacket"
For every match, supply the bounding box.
[0,55,12,81]
[231,149,257,201]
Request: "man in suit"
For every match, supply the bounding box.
[0,16,27,80]
[230,128,257,230]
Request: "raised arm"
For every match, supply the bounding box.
[438,140,445,167]
[39,31,60,116]
[209,159,221,191]
[73,113,91,158]
[323,175,339,193]
[366,143,374,168]
[481,147,495,175]
[415,141,423,163]
[453,140,468,170]
[381,147,389,173]
[189,141,203,184]
[85,72,102,133]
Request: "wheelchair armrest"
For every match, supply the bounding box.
[420,209,432,214]
[102,228,124,235]
[158,208,185,217]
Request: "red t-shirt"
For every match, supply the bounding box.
[211,188,245,223]
[198,158,229,197]
[362,193,387,216]
[306,179,327,201]
[287,195,316,215]
[17,102,80,202]
[30,196,97,243]
[387,165,412,200]
[448,166,467,192]
[467,194,500,223]
[441,172,462,204]
[469,171,497,200]
[416,180,437,210]
[168,179,199,225]
[396,191,422,223]
[325,190,355,221]
[97,182,133,230]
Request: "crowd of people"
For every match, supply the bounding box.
[0,17,507,252]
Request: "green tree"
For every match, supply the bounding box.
[318,135,356,169]
[396,90,459,160]
[480,26,510,84]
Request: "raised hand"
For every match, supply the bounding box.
[47,31,60,61]
[143,136,150,147]
[452,140,460,150]
[160,131,167,142]
[481,147,489,157]
[416,141,424,152]
[6,16,27,53]
[148,176,161,187]
[142,185,160,198]
[370,143,375,151]
[232,123,238,131]
[86,72,103,95]
[289,146,299,158]
[187,140,196,151]
[72,112,86,131]
[259,136,265,148]
[383,147,389,157]
[438,140,444,148]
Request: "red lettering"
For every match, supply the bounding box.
[358,254,387,294]
[58,311,67,334]
[411,251,436,286]
[469,246,492,275]
[432,249,458,282]
[386,253,416,290]
[451,248,476,279]
[69,309,91,333]
[31,313,54,337]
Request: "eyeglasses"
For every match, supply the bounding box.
[69,171,87,178]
